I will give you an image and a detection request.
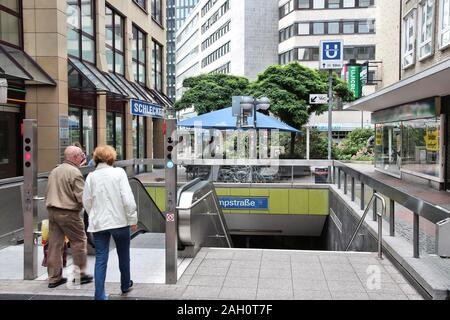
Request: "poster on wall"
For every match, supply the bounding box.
[375,127,382,146]
[425,127,439,152]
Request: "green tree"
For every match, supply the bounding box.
[174,73,250,115]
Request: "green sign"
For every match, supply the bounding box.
[348,65,362,99]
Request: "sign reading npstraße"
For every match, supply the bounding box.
[131,99,164,118]
[219,197,269,210]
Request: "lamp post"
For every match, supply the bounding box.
[234,96,270,129]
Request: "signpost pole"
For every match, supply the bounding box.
[328,69,333,161]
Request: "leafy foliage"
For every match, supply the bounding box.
[280,129,337,160]
[174,73,250,115]
[336,128,374,161]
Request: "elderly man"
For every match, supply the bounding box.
[45,146,93,288]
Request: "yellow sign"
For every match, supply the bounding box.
[425,127,439,152]
[375,128,382,146]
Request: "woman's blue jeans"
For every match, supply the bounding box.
[93,226,131,300]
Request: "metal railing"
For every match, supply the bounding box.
[346,193,386,259]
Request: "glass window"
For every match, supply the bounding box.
[343,21,355,34]
[132,25,147,85]
[152,0,162,24]
[106,111,125,160]
[105,6,125,75]
[358,0,371,7]
[328,0,340,9]
[313,22,325,34]
[313,0,325,9]
[328,21,340,34]
[133,0,146,10]
[358,20,371,33]
[403,9,416,68]
[375,122,402,176]
[69,106,96,160]
[298,0,310,9]
[0,3,21,47]
[419,0,434,59]
[343,0,355,8]
[132,115,146,159]
[402,118,440,178]
[152,40,163,92]
[298,23,310,35]
[66,0,96,64]
[440,0,450,48]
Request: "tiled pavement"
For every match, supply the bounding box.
[0,248,424,300]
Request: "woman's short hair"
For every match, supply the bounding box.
[93,145,117,166]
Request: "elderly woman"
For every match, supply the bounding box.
[83,145,138,300]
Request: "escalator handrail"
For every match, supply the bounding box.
[128,177,166,221]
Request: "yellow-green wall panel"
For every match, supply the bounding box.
[269,189,289,214]
[155,187,166,212]
[309,190,329,215]
[289,189,309,214]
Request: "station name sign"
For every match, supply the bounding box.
[219,197,269,210]
[130,99,164,118]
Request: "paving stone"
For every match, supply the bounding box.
[389,272,409,284]
[260,261,291,270]
[200,259,231,269]
[219,287,257,300]
[230,260,261,269]
[319,256,349,264]
[257,288,294,300]
[262,252,291,262]
[195,267,229,277]
[258,278,293,291]
[290,255,320,263]
[259,268,292,279]
[331,292,370,300]
[227,267,260,278]
[321,263,355,273]
[292,270,326,281]
[182,286,221,299]
[326,280,366,293]
[399,283,419,295]
[189,275,225,287]
[177,274,193,285]
[223,276,258,289]
[232,251,262,261]
[407,294,424,300]
[206,251,235,260]
[294,290,332,300]
[324,271,360,282]
[368,293,409,300]
[293,280,329,291]
[291,262,322,271]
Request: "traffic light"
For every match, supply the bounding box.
[24,137,32,168]
[165,120,176,169]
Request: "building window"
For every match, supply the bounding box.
[202,20,230,50]
[105,6,125,75]
[418,0,434,59]
[0,0,21,48]
[151,0,162,25]
[69,106,96,160]
[313,0,325,9]
[298,0,310,9]
[402,9,417,68]
[202,0,230,34]
[67,0,96,63]
[211,62,230,74]
[328,22,340,34]
[439,0,450,48]
[297,47,320,61]
[328,0,341,9]
[343,0,355,8]
[202,41,230,67]
[343,21,355,34]
[202,0,219,17]
[298,23,310,35]
[132,25,147,86]
[133,0,146,11]
[132,116,146,159]
[313,22,325,34]
[152,40,163,92]
[106,111,125,160]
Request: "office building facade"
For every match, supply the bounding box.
[175,0,279,100]
[0,0,169,178]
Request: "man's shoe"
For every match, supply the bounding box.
[73,274,94,285]
[122,280,134,294]
[48,278,68,289]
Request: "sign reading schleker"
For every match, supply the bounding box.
[130,99,164,118]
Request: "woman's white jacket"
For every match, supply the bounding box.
[83,163,138,233]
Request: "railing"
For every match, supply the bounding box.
[346,193,386,259]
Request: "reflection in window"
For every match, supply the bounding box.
[132,25,147,85]
[132,116,146,159]
[152,40,163,92]
[106,111,125,160]
[106,6,125,75]
[375,123,402,176]
[0,3,21,47]
[69,106,96,160]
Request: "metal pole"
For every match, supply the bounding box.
[337,168,341,189]
[361,183,365,210]
[165,112,178,284]
[23,120,38,280]
[344,172,347,195]
[413,212,420,258]
[328,69,333,161]
[306,127,310,161]
[390,199,395,237]
[351,177,355,202]
[373,190,378,221]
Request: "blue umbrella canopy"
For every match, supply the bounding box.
[178,107,299,133]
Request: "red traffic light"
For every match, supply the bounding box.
[25,153,32,162]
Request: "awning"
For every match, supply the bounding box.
[178,107,300,133]
[308,123,374,132]
[345,58,450,112]
[68,57,123,96]
[0,44,55,85]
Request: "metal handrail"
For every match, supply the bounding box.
[176,190,233,248]
[346,193,386,259]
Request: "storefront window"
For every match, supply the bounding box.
[402,118,440,178]
[132,115,146,159]
[67,0,96,64]
[0,0,21,48]
[69,106,96,161]
[375,123,402,176]
[106,111,125,160]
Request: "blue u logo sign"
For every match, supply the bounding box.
[325,44,340,59]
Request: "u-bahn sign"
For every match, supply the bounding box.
[320,40,344,70]
[219,197,269,210]
[131,99,164,118]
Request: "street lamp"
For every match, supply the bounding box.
[233,96,270,128]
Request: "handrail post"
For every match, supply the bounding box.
[378,212,383,259]
[338,168,341,189]
[390,199,395,237]
[361,182,365,210]
[344,172,348,195]
[373,190,378,221]
[351,177,355,202]
[413,212,420,258]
